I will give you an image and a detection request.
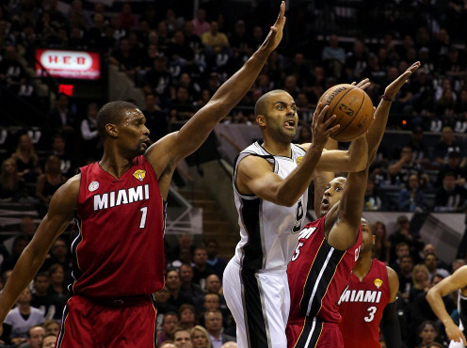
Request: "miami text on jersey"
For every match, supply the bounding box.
[93,184,150,211]
[338,289,383,305]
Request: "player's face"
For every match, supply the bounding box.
[263,92,298,142]
[117,109,151,155]
[320,177,346,216]
[360,220,375,254]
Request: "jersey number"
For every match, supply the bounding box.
[291,242,304,262]
[139,207,148,228]
[292,201,304,233]
[364,306,377,322]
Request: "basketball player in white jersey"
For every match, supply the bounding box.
[222,88,370,348]
[427,265,467,347]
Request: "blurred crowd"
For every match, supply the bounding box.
[0,0,467,347]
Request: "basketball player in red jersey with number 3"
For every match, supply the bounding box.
[338,219,402,348]
[0,3,287,347]
[286,61,420,348]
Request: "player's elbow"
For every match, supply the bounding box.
[426,288,437,303]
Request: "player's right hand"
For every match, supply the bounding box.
[311,102,340,150]
[445,321,467,345]
[262,1,286,53]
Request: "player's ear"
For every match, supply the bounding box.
[105,123,118,138]
[256,114,266,127]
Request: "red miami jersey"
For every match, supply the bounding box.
[287,216,362,323]
[72,155,166,297]
[338,259,391,348]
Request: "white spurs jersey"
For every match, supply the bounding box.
[232,141,308,271]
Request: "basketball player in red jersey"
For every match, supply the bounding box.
[0,3,287,347]
[338,219,401,348]
[286,61,420,348]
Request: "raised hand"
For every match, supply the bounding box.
[351,78,371,91]
[261,1,286,53]
[311,103,340,149]
[385,61,421,99]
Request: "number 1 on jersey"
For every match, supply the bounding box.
[139,207,148,228]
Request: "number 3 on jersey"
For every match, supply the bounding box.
[364,306,377,322]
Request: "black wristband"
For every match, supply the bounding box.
[381,94,395,102]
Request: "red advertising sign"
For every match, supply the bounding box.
[35,49,101,80]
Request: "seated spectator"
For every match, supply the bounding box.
[80,103,102,163]
[372,221,390,264]
[30,272,58,320]
[434,172,467,212]
[201,22,229,54]
[388,146,424,187]
[41,334,57,348]
[41,237,73,285]
[154,287,178,317]
[11,134,41,185]
[0,157,27,202]
[364,178,387,211]
[406,127,431,167]
[396,254,414,301]
[1,288,44,346]
[0,45,27,95]
[173,327,193,348]
[433,127,463,167]
[435,151,466,187]
[204,310,235,347]
[192,8,211,37]
[166,269,194,310]
[21,325,45,348]
[192,247,214,290]
[108,38,140,78]
[43,319,59,337]
[423,252,450,279]
[47,94,77,139]
[389,215,424,263]
[179,304,197,330]
[398,174,428,212]
[321,34,346,79]
[3,235,29,271]
[49,134,77,178]
[143,93,168,143]
[167,30,195,63]
[157,312,180,346]
[409,264,431,302]
[179,263,204,308]
[170,86,195,121]
[415,321,440,348]
[47,264,67,309]
[435,86,456,118]
[35,156,66,210]
[229,20,252,57]
[205,240,227,280]
[191,325,212,348]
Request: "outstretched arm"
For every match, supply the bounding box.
[427,265,467,344]
[0,176,79,333]
[237,103,338,207]
[146,2,286,198]
[367,62,420,163]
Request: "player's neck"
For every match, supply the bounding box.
[352,253,373,281]
[261,138,291,157]
[99,153,134,179]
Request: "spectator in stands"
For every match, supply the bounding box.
[416,321,440,348]
[2,215,36,256]
[166,269,194,310]
[434,171,467,212]
[434,127,464,166]
[170,86,195,121]
[179,263,204,307]
[142,93,168,143]
[41,334,56,348]
[191,325,212,348]
[204,310,235,347]
[1,287,44,346]
[192,247,214,290]
[364,177,387,211]
[406,127,431,167]
[48,94,77,138]
[435,150,465,187]
[49,134,76,178]
[3,235,29,271]
[205,240,226,280]
[0,45,27,95]
[178,304,197,330]
[371,221,390,264]
[390,215,425,263]
[30,272,54,319]
[167,30,195,64]
[43,319,59,337]
[423,252,450,279]
[11,134,41,185]
[173,327,193,348]
[201,21,229,55]
[35,156,66,210]
[192,8,211,37]
[435,85,457,118]
[388,145,424,187]
[321,34,346,79]
[183,21,202,53]
[157,312,180,346]
[42,237,73,285]
[229,20,251,57]
[398,173,427,212]
[0,157,26,202]
[108,38,140,79]
[345,39,368,80]
[80,103,102,163]
[144,56,171,100]
[47,264,67,301]
[409,264,431,302]
[23,325,46,348]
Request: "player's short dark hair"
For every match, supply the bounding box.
[96,101,138,138]
[254,89,283,116]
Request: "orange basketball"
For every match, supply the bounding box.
[318,84,374,142]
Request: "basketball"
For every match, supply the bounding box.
[318,84,374,142]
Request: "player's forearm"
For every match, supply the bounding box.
[338,168,368,226]
[426,289,454,325]
[0,247,47,322]
[276,147,323,206]
[367,99,392,162]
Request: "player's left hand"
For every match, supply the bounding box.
[262,1,286,53]
[384,61,421,99]
[351,78,371,91]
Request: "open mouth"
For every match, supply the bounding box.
[321,197,330,210]
[284,120,295,129]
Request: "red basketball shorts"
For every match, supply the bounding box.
[56,294,157,348]
[287,317,344,348]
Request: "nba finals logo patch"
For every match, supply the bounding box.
[297,156,303,165]
[88,181,99,192]
[133,170,146,182]
[374,278,383,289]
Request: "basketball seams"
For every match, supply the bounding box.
[327,86,355,125]
[333,90,367,140]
